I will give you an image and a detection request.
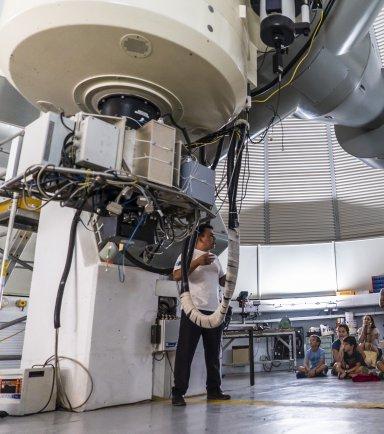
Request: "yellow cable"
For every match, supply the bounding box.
[191,134,227,149]
[252,11,324,104]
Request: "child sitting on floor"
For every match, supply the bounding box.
[331,324,366,375]
[297,335,328,378]
[335,336,368,379]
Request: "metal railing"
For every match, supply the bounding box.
[0,315,27,331]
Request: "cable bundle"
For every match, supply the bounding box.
[179,120,248,328]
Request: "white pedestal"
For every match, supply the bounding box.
[21,203,158,410]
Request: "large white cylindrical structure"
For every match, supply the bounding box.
[0,0,250,138]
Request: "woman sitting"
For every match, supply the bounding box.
[357,315,380,366]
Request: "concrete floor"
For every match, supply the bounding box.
[2,372,384,434]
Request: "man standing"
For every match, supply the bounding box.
[171,224,230,406]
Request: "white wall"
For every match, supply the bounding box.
[336,237,384,292]
[259,243,337,298]
[220,236,384,299]
[219,246,258,299]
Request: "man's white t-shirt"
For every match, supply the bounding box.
[174,249,225,312]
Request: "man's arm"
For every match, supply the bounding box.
[173,252,214,281]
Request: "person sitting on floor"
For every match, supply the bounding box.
[357,315,381,367]
[335,336,368,379]
[331,324,366,375]
[297,335,328,379]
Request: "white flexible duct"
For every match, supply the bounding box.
[180,228,240,329]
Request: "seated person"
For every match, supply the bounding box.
[357,315,381,366]
[331,324,366,375]
[297,335,328,378]
[335,336,367,379]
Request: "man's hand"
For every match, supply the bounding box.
[197,252,215,266]
[172,252,215,281]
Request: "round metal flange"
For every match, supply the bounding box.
[73,75,184,120]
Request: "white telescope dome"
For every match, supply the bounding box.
[0,0,250,137]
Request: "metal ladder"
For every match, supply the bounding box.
[0,230,33,290]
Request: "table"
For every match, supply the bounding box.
[222,326,297,386]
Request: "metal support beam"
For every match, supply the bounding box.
[263,137,270,244]
[0,192,19,308]
[0,355,21,361]
[0,315,27,331]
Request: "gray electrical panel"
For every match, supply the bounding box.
[15,112,75,177]
[180,159,215,206]
[74,116,120,170]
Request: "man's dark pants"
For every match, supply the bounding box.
[172,310,222,396]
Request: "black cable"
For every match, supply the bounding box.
[180,235,191,295]
[61,132,75,167]
[227,124,247,229]
[60,113,75,133]
[199,145,207,166]
[187,229,198,270]
[231,126,246,223]
[154,352,165,362]
[54,208,82,329]
[251,0,336,98]
[257,47,275,72]
[226,131,237,229]
[211,136,225,170]
[163,113,192,147]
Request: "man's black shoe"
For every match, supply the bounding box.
[207,391,231,400]
[172,394,186,406]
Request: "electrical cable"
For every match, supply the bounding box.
[60,113,74,132]
[199,145,207,166]
[44,331,94,411]
[163,113,192,146]
[53,208,83,330]
[211,135,225,170]
[154,352,165,362]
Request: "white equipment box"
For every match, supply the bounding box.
[124,120,177,187]
[74,116,120,170]
[0,367,56,416]
[153,318,180,352]
[15,112,75,177]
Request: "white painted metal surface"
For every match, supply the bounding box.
[0,0,249,138]
[21,203,159,410]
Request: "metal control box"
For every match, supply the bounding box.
[16,112,75,177]
[74,116,120,170]
[0,367,56,416]
[153,318,180,352]
[180,159,215,206]
[124,120,177,187]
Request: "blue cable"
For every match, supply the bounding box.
[118,214,147,282]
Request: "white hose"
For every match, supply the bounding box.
[180,228,239,329]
